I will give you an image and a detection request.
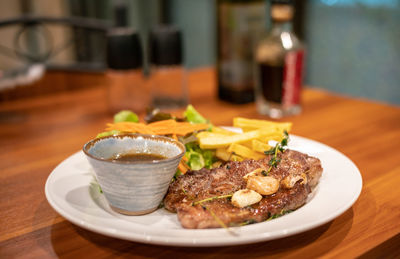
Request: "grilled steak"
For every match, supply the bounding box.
[164,149,322,229]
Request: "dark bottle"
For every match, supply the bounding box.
[149,25,188,110]
[106,28,148,113]
[255,0,304,118]
[216,0,266,104]
[106,2,149,114]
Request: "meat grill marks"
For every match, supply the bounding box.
[164,149,322,229]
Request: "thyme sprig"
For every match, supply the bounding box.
[192,194,233,206]
[191,194,236,234]
[202,204,229,229]
[267,209,293,220]
[264,130,289,173]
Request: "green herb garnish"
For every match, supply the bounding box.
[238,219,258,226]
[192,194,233,206]
[190,194,235,232]
[264,130,289,173]
[90,178,103,194]
[267,210,293,220]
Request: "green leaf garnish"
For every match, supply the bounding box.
[113,110,139,123]
[96,130,120,138]
[185,142,217,170]
[183,104,208,124]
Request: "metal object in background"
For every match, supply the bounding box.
[0,15,111,72]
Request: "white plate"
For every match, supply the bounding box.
[45,135,362,247]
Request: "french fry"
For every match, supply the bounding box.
[196,131,225,139]
[240,127,261,132]
[198,128,277,149]
[233,117,292,133]
[215,148,243,161]
[211,126,239,135]
[252,139,272,154]
[227,143,266,160]
[196,117,292,164]
[240,140,253,149]
[257,133,284,142]
[195,127,239,140]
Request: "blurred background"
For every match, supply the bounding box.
[0,0,398,105]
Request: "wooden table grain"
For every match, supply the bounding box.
[1,68,399,258]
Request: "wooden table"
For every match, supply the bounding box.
[1,68,399,258]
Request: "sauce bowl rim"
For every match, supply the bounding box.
[82,133,186,165]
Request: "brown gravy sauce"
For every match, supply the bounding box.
[110,153,167,162]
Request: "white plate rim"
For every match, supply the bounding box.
[45,134,362,247]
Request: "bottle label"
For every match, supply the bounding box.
[282,50,304,106]
[259,50,304,106]
[217,2,266,91]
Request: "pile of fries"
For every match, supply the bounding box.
[196,117,292,162]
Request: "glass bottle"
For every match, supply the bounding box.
[255,0,305,118]
[149,25,188,110]
[216,0,266,104]
[106,28,148,114]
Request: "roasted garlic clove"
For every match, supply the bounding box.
[281,173,308,189]
[243,168,268,181]
[246,176,280,195]
[231,189,262,208]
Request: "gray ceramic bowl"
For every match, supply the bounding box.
[83,134,185,215]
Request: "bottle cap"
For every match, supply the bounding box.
[270,0,294,21]
[113,1,129,27]
[271,0,292,5]
[149,25,182,66]
[107,28,142,70]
